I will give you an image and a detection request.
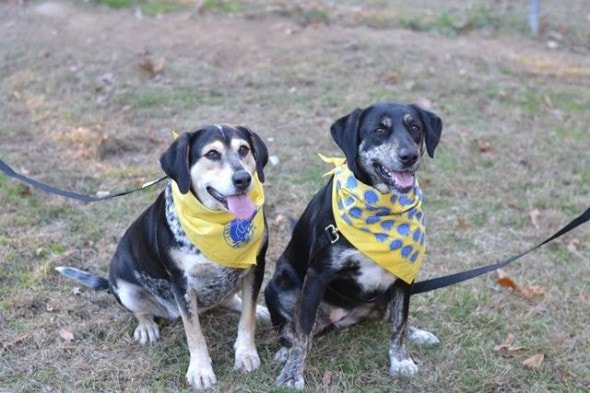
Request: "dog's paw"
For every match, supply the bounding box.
[408,326,440,346]
[275,348,306,390]
[273,347,289,363]
[133,318,160,345]
[389,358,419,377]
[234,348,261,372]
[276,367,305,390]
[186,362,217,390]
[255,304,271,322]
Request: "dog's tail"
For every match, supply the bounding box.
[55,266,110,291]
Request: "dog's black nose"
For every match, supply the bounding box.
[399,148,419,166]
[232,170,252,191]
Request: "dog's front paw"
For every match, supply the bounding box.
[276,366,305,390]
[275,349,305,390]
[234,348,261,372]
[255,304,271,322]
[408,326,440,346]
[186,362,217,390]
[133,317,160,345]
[389,357,419,377]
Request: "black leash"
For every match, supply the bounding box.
[0,159,167,202]
[319,207,590,296]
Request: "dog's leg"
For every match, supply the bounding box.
[276,267,331,390]
[115,280,170,345]
[388,279,418,377]
[176,286,216,390]
[232,271,262,372]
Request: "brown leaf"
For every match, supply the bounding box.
[529,209,541,229]
[518,286,533,300]
[494,333,527,357]
[456,217,470,230]
[477,140,494,153]
[138,57,166,77]
[59,327,74,342]
[526,285,546,297]
[567,238,580,253]
[384,72,398,84]
[18,184,32,197]
[496,269,517,290]
[522,353,544,369]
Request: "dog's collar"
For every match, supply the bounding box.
[170,173,265,269]
[323,156,426,284]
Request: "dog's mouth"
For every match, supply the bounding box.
[206,187,255,220]
[373,162,415,193]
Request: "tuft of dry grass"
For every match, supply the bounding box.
[1,1,589,392]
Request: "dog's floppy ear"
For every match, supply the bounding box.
[240,127,269,183]
[159,132,193,194]
[330,108,363,173]
[410,104,443,158]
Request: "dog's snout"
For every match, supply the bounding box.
[399,148,419,166]
[232,170,252,191]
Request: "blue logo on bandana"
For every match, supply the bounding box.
[224,212,256,248]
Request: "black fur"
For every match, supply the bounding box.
[264,102,443,389]
[57,124,269,390]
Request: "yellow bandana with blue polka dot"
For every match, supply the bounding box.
[323,156,426,284]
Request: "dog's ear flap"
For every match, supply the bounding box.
[330,108,362,171]
[159,132,193,194]
[410,104,443,158]
[240,127,269,183]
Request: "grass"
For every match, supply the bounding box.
[1,0,589,392]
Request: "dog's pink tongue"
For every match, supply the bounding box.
[226,194,256,220]
[391,172,414,189]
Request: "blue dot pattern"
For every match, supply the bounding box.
[364,190,378,205]
[331,164,426,284]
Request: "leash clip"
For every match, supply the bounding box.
[325,224,340,244]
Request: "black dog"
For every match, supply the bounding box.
[57,124,269,390]
[264,102,443,389]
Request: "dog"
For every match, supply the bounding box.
[57,124,269,390]
[264,102,443,389]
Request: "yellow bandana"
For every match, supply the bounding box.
[323,156,426,284]
[170,173,265,269]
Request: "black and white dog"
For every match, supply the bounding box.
[57,124,269,390]
[264,102,443,389]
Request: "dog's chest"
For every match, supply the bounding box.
[335,249,397,292]
[170,248,246,308]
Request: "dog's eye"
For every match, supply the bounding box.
[238,145,250,157]
[375,127,388,135]
[205,150,221,160]
[410,124,420,132]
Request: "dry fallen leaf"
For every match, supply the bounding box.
[59,327,74,342]
[496,269,517,290]
[477,140,494,153]
[138,57,166,77]
[494,333,527,357]
[522,353,544,369]
[529,209,541,229]
[456,217,470,230]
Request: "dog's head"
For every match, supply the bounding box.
[160,124,268,219]
[330,102,442,194]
